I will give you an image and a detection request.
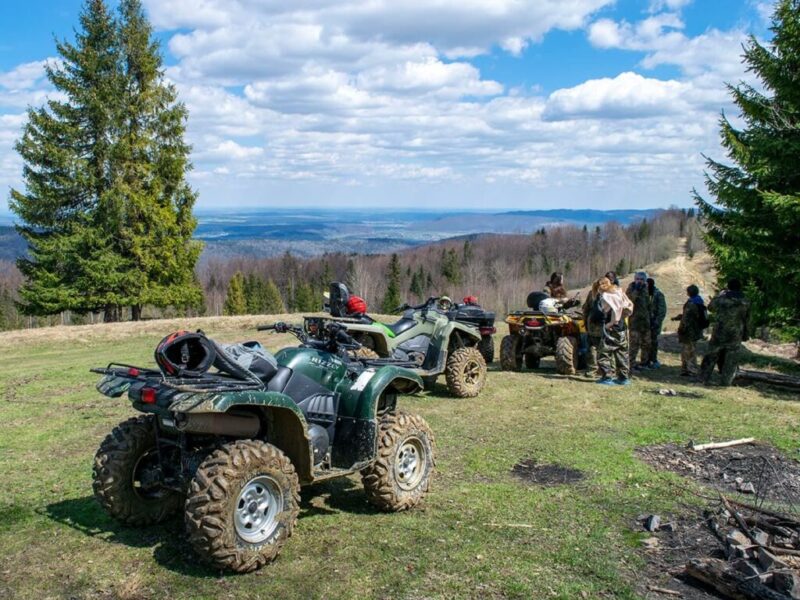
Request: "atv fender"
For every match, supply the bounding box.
[169,391,314,484]
[339,367,423,419]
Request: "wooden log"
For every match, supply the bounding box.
[647,585,682,596]
[735,369,800,391]
[689,438,756,451]
[685,558,791,600]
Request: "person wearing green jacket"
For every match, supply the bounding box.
[700,279,751,386]
[626,271,653,369]
[647,277,667,368]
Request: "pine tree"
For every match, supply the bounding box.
[695,0,800,332]
[9,0,201,321]
[441,248,462,284]
[223,272,247,316]
[293,282,316,312]
[382,253,402,313]
[263,278,286,314]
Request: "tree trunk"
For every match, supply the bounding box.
[132,304,142,321]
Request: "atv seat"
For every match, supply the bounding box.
[386,318,417,337]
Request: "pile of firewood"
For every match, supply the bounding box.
[685,495,800,599]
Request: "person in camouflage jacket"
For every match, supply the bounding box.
[700,279,750,386]
[582,279,604,376]
[672,284,706,376]
[626,271,653,368]
[647,277,667,367]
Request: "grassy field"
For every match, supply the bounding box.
[1,254,799,600]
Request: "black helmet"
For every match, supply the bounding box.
[155,330,216,376]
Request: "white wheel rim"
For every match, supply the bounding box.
[395,437,426,491]
[234,475,282,544]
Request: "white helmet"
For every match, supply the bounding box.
[539,298,559,315]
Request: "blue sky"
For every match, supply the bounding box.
[0,0,774,212]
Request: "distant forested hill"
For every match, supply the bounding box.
[0,227,25,261]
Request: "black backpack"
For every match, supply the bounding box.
[698,305,710,329]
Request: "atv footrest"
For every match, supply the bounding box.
[361,358,418,368]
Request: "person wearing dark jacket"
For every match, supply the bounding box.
[544,272,568,299]
[647,277,667,368]
[700,279,750,386]
[626,271,653,369]
[581,279,604,376]
[672,284,706,376]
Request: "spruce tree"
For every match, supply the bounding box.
[382,254,402,313]
[9,0,201,321]
[263,278,286,314]
[695,0,800,332]
[223,272,247,316]
[293,282,316,312]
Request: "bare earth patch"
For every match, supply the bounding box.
[636,442,800,504]
[511,459,585,486]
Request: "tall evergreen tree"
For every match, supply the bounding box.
[382,253,402,313]
[263,278,286,314]
[223,272,247,316]
[695,0,800,332]
[9,0,201,321]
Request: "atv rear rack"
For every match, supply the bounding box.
[91,363,265,393]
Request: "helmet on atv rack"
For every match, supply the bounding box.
[155,330,216,376]
[463,295,478,305]
[539,298,560,315]
[346,295,367,315]
[437,296,453,311]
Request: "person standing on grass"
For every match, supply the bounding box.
[700,279,750,386]
[582,278,604,377]
[596,276,634,385]
[672,285,706,376]
[647,277,667,369]
[626,271,653,370]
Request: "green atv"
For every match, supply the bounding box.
[91,322,434,573]
[313,284,488,398]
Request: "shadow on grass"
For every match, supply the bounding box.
[44,479,378,577]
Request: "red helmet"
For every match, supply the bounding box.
[463,296,479,305]
[346,295,367,315]
[155,330,216,376]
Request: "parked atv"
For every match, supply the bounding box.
[91,323,434,573]
[445,298,496,364]
[316,282,487,397]
[500,291,587,375]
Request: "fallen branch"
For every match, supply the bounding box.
[647,585,682,596]
[685,558,790,600]
[484,522,536,529]
[735,369,800,391]
[689,438,756,451]
[727,498,800,526]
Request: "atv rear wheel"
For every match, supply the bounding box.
[93,415,182,526]
[555,335,579,375]
[500,334,523,371]
[478,335,495,364]
[445,347,487,397]
[361,411,435,511]
[185,440,300,573]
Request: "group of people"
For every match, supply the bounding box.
[543,270,750,387]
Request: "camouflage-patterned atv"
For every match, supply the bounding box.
[91,322,434,573]
[500,291,588,375]
[313,283,488,398]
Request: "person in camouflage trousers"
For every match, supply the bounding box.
[626,271,653,369]
[596,276,634,385]
[582,279,604,376]
[647,277,667,368]
[700,279,750,386]
[672,284,706,376]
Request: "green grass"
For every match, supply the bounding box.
[0,320,798,600]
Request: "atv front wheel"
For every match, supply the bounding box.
[555,335,579,375]
[93,415,182,526]
[185,440,300,573]
[478,335,495,364]
[445,347,487,397]
[361,411,435,511]
[355,347,379,359]
[500,334,523,371]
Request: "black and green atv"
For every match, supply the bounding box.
[91,322,434,573]
[313,282,488,398]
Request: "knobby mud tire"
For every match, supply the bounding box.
[361,411,435,511]
[478,335,495,364]
[445,346,487,397]
[555,335,578,375]
[500,335,522,371]
[93,415,182,526]
[185,440,300,573]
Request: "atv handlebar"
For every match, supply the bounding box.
[395,296,439,312]
[258,321,361,352]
